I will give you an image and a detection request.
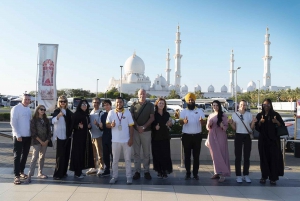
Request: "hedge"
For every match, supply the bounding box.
[0,113,10,121]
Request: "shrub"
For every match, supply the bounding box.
[0,113,10,121]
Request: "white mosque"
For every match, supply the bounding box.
[107,27,290,98]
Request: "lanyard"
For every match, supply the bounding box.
[116,112,124,125]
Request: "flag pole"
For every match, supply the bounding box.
[35,44,39,109]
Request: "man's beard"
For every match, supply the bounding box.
[117,106,123,111]
[187,102,196,110]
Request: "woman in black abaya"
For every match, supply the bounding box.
[255,98,284,185]
[69,99,94,178]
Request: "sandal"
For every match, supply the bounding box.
[260,178,266,184]
[20,173,28,179]
[37,174,48,179]
[270,180,276,185]
[14,176,21,185]
[211,174,220,179]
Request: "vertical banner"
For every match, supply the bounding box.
[297,99,300,117]
[37,44,59,111]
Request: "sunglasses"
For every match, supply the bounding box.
[263,104,270,107]
[59,100,67,103]
[93,102,100,104]
[81,103,87,106]
[39,108,46,111]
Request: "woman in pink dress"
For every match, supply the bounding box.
[206,100,231,182]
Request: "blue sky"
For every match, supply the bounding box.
[0,0,299,96]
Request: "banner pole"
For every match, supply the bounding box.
[35,44,39,109]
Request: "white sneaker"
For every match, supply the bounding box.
[127,177,132,184]
[86,168,97,174]
[75,175,84,179]
[243,175,251,183]
[109,177,118,184]
[236,176,243,183]
[97,169,104,175]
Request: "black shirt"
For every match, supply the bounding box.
[151,111,171,141]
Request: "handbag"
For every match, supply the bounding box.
[47,140,53,147]
[276,125,289,136]
[235,112,254,139]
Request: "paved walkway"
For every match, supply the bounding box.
[0,131,300,200]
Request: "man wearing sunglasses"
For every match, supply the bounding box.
[86,98,105,175]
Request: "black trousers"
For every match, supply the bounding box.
[182,133,202,176]
[13,136,31,177]
[53,138,71,178]
[234,133,252,176]
[102,141,112,173]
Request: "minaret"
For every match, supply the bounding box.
[174,25,182,91]
[165,48,171,86]
[229,50,235,96]
[262,27,272,87]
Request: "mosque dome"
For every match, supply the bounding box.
[194,84,201,92]
[128,74,138,83]
[221,85,228,92]
[153,75,167,88]
[247,81,256,90]
[181,84,188,92]
[169,85,175,90]
[208,85,215,92]
[236,85,241,93]
[124,53,145,74]
[247,85,254,92]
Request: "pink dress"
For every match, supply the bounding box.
[206,113,231,176]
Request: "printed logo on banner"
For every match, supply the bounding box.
[42,59,54,86]
[40,88,54,100]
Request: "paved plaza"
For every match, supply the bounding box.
[1,122,300,201]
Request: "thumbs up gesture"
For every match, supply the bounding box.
[272,116,279,124]
[260,115,265,123]
[183,116,188,124]
[155,123,160,130]
[99,121,103,129]
[252,116,257,123]
[111,120,116,128]
[228,118,233,124]
[93,119,98,126]
[166,118,173,127]
[79,122,83,129]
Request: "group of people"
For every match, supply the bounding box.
[10,90,285,185]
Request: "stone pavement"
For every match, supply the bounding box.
[0,135,300,201]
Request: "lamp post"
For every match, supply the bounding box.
[235,67,241,112]
[105,90,108,98]
[257,80,260,113]
[96,79,99,97]
[120,65,123,97]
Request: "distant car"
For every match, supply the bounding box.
[282,117,300,152]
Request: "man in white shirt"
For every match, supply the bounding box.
[106,97,134,184]
[10,94,32,184]
[179,93,205,180]
[86,98,105,175]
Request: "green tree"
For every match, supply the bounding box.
[195,90,204,99]
[167,90,180,99]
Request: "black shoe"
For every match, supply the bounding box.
[193,175,199,180]
[133,172,140,180]
[63,174,68,178]
[157,173,163,179]
[163,174,168,179]
[185,174,191,180]
[53,177,61,180]
[144,172,152,180]
[100,172,110,177]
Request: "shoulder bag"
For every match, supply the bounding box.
[235,112,254,139]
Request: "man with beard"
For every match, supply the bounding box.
[179,93,205,180]
[106,97,134,184]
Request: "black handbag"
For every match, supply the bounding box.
[276,125,289,137]
[48,140,53,147]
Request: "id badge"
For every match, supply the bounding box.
[118,125,122,131]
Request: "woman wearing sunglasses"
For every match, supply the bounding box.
[69,99,94,178]
[52,95,73,180]
[26,105,51,183]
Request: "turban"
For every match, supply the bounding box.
[185,93,196,102]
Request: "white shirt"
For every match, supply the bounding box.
[89,109,103,138]
[232,111,253,134]
[180,108,205,134]
[52,109,67,140]
[10,103,31,138]
[106,108,134,143]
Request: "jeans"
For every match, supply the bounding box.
[234,133,252,176]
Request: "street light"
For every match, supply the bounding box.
[120,65,123,97]
[257,80,260,113]
[105,90,108,98]
[235,67,241,112]
[96,79,99,97]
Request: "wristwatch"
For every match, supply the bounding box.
[142,126,145,130]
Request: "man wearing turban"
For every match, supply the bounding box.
[179,93,205,180]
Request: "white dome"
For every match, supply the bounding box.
[247,81,256,90]
[194,84,201,92]
[236,85,241,93]
[124,53,145,74]
[247,85,254,92]
[153,75,167,88]
[109,77,115,85]
[221,85,228,92]
[181,84,188,92]
[154,84,162,90]
[208,85,215,92]
[115,84,119,89]
[169,85,175,90]
[128,74,138,82]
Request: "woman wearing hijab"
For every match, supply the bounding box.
[255,98,284,185]
[69,99,94,178]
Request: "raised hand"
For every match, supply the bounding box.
[183,116,188,124]
[155,123,160,130]
[111,120,116,127]
[99,121,103,129]
[93,119,98,125]
[166,119,173,127]
[228,119,233,124]
[220,121,224,129]
[79,122,83,129]
[272,116,278,124]
[252,116,257,123]
[260,115,265,123]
